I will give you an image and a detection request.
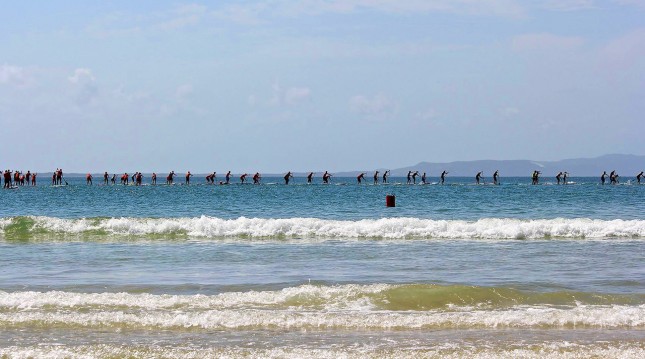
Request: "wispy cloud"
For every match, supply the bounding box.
[68,68,98,106]
[599,28,645,82]
[280,0,525,17]
[155,3,208,30]
[0,64,33,87]
[262,82,312,107]
[613,0,645,9]
[87,3,208,37]
[175,84,194,100]
[349,93,396,121]
[512,33,585,52]
[211,0,526,24]
[541,0,595,11]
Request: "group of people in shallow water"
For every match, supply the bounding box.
[3,169,645,188]
[3,170,38,188]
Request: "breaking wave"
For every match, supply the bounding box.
[2,216,645,241]
[0,284,643,330]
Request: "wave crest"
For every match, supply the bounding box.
[0,285,643,330]
[2,216,645,240]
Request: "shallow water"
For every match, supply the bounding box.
[1,176,643,357]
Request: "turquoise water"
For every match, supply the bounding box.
[3,176,645,220]
[1,176,644,358]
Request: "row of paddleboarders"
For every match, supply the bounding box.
[4,169,645,188]
[83,171,335,186]
[78,170,645,186]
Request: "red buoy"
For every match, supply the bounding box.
[386,194,395,207]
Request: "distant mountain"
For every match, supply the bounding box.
[335,154,645,177]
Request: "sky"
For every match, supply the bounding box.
[1,0,644,173]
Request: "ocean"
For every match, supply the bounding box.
[0,176,643,358]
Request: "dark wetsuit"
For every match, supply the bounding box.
[323,172,331,184]
[357,173,365,184]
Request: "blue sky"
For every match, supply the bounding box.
[1,0,644,172]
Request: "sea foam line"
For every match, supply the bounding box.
[0,287,643,330]
[0,305,642,330]
[2,216,645,239]
[1,285,641,311]
[1,343,643,359]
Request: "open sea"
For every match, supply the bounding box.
[1,176,643,358]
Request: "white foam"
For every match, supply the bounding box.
[1,343,643,359]
[3,216,645,239]
[0,289,642,330]
[0,305,642,330]
[0,284,389,311]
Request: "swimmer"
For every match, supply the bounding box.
[103,172,109,185]
[382,170,390,183]
[86,173,92,185]
[493,170,499,185]
[284,172,293,185]
[357,173,365,184]
[225,171,231,184]
[152,173,157,185]
[601,171,607,185]
[440,171,448,185]
[185,171,192,185]
[637,171,644,184]
[240,173,248,184]
[307,172,314,184]
[476,171,483,185]
[253,172,261,184]
[556,172,563,185]
[373,171,379,185]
